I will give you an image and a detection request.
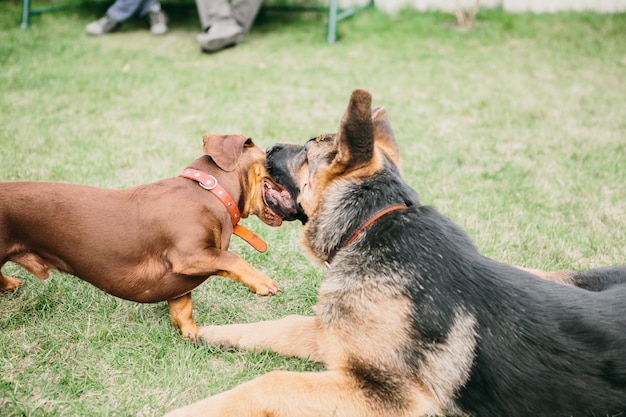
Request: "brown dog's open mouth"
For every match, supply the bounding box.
[262,178,300,224]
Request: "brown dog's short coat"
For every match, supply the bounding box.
[0,134,284,340]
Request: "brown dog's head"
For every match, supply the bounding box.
[263,88,403,226]
[201,134,290,227]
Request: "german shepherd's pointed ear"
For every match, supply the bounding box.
[372,106,400,168]
[202,134,253,172]
[333,89,375,171]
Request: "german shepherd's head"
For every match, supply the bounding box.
[264,88,419,265]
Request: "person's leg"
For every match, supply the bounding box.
[87,0,166,35]
[195,0,233,31]
[86,0,146,35]
[106,0,148,22]
[141,0,168,35]
[196,0,263,52]
[195,0,241,52]
[230,0,263,34]
[137,0,157,16]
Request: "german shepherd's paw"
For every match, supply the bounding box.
[196,325,239,350]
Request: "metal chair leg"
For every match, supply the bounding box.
[327,0,339,43]
[21,0,31,28]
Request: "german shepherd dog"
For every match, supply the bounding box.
[165,89,626,417]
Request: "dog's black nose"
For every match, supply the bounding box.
[266,144,282,156]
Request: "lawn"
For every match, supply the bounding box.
[1,2,625,415]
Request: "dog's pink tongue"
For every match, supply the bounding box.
[265,186,296,213]
[277,189,295,212]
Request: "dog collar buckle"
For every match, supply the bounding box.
[197,174,218,191]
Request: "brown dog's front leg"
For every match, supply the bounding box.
[212,251,280,296]
[168,293,199,340]
[171,248,280,296]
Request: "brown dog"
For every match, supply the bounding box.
[0,134,284,340]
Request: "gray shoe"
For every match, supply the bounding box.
[85,15,119,36]
[196,19,244,53]
[148,3,168,35]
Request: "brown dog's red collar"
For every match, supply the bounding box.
[179,168,267,253]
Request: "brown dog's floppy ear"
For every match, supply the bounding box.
[334,88,374,170]
[202,134,252,172]
[372,106,400,168]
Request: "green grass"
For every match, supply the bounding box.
[1,2,626,415]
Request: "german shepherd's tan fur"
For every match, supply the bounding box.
[165,90,626,417]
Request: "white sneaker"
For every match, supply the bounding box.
[196,19,244,52]
[148,3,168,36]
[85,15,119,36]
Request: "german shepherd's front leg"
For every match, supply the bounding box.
[164,370,378,417]
[196,315,324,362]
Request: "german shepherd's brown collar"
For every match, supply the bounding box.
[167,89,626,417]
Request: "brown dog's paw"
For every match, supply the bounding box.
[180,324,200,342]
[246,276,282,296]
[0,275,23,292]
